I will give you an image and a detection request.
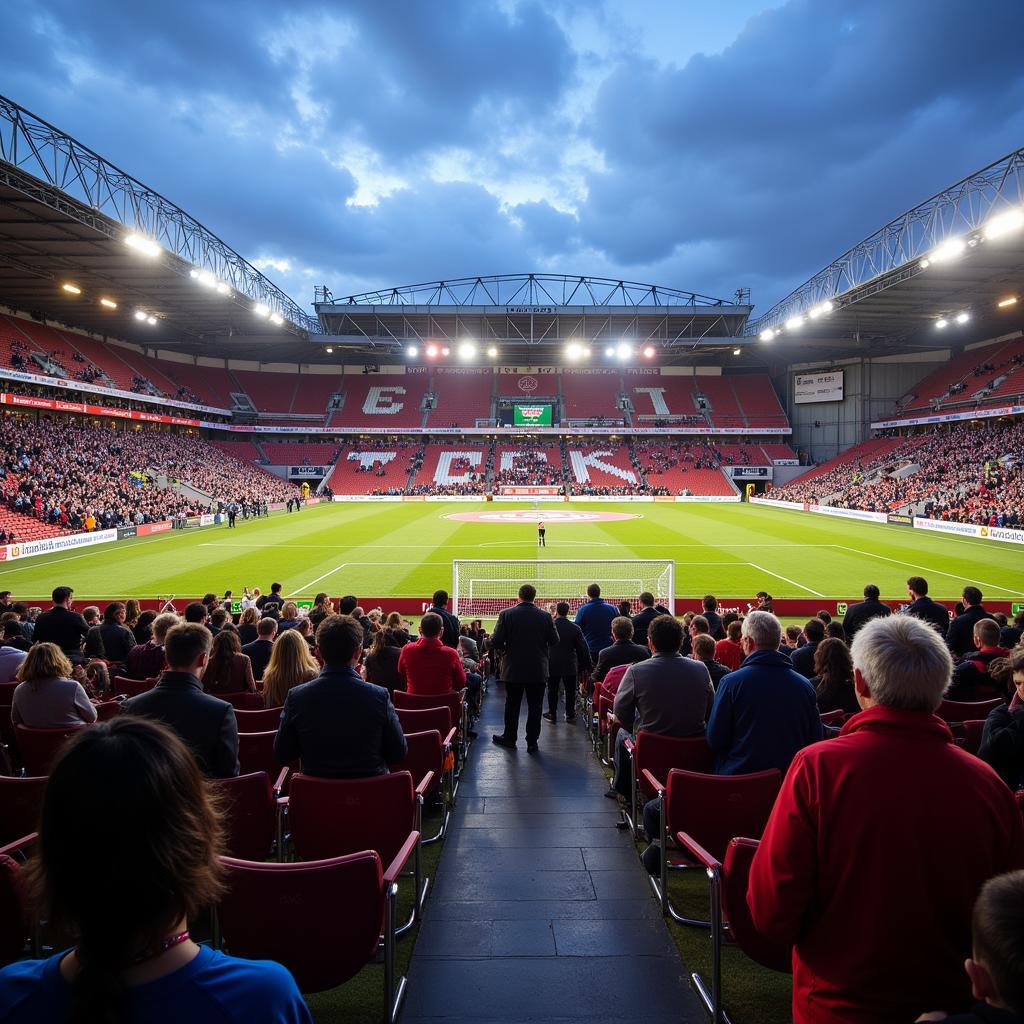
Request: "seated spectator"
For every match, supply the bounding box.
[384,611,411,646]
[0,716,310,1023]
[308,594,334,631]
[11,643,98,729]
[124,623,239,779]
[749,615,1024,1024]
[545,602,592,724]
[0,624,27,681]
[201,630,256,695]
[715,619,745,671]
[32,586,89,659]
[397,612,467,696]
[276,602,302,633]
[690,633,731,689]
[98,602,137,671]
[2,618,32,652]
[425,590,460,649]
[610,614,714,800]
[132,609,157,645]
[183,601,208,626]
[126,611,177,681]
[207,608,229,635]
[592,616,649,684]
[707,611,822,775]
[123,598,141,634]
[811,637,860,715]
[76,660,111,700]
[617,600,632,618]
[842,583,892,641]
[1000,610,1024,650]
[824,621,846,643]
[630,591,670,647]
[236,606,260,646]
[978,648,1024,790]
[949,619,1011,700]
[242,618,278,680]
[274,614,407,778]
[261,630,320,709]
[364,627,404,695]
[916,870,1024,1024]
[949,587,993,658]
[905,575,951,635]
[575,583,618,660]
[791,617,826,679]
[681,613,711,658]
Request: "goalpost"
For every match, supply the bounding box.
[451,559,675,618]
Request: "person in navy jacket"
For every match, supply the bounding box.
[575,583,618,660]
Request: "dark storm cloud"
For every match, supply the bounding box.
[3,0,1024,312]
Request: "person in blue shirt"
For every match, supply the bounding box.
[0,716,310,1024]
[575,583,618,662]
[706,609,822,775]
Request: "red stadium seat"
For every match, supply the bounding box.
[643,767,782,925]
[217,836,417,1019]
[214,691,263,711]
[210,770,288,862]
[112,676,156,698]
[0,833,36,968]
[0,776,46,846]
[392,730,455,843]
[392,689,468,762]
[234,707,284,732]
[395,706,452,736]
[819,709,846,728]
[677,834,791,1022]
[94,700,121,721]
[937,698,1004,725]
[286,771,431,935]
[236,730,279,778]
[15,724,88,776]
[1017,790,1024,823]
[621,732,713,836]
[961,720,986,756]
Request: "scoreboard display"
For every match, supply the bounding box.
[513,403,553,427]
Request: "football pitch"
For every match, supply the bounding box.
[2,501,1024,610]
[2,501,1022,608]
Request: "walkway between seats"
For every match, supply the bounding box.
[404,683,702,1023]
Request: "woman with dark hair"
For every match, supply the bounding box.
[200,629,256,694]
[236,607,260,646]
[132,610,157,646]
[0,717,310,1022]
[123,600,142,633]
[810,637,860,715]
[363,627,404,694]
[824,620,846,643]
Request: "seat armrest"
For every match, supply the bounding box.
[443,727,458,748]
[0,833,38,857]
[273,766,289,796]
[622,734,634,755]
[675,831,720,873]
[640,768,665,796]
[415,771,436,798]
[384,831,421,885]
[276,795,289,810]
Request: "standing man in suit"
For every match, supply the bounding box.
[947,586,992,658]
[123,622,239,778]
[630,592,671,647]
[491,584,559,753]
[545,602,591,723]
[426,590,461,649]
[241,617,277,680]
[903,576,951,636]
[841,584,892,641]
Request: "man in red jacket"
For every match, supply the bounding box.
[397,612,466,697]
[748,614,1024,1024]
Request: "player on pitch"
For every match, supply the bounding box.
[537,520,546,547]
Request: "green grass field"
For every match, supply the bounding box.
[2,501,1023,607]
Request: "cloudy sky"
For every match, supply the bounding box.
[4,0,1024,317]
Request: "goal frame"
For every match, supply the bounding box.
[451,559,675,618]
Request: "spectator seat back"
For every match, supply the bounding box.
[0,776,45,846]
[234,707,284,732]
[211,771,279,861]
[396,706,452,736]
[15,724,87,776]
[938,698,1003,725]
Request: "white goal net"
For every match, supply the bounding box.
[452,559,675,618]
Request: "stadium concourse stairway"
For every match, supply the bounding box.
[403,684,699,1024]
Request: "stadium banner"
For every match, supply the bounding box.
[332,495,403,502]
[913,517,1024,546]
[871,403,1024,430]
[137,521,173,536]
[809,504,888,524]
[772,459,800,466]
[886,513,913,526]
[0,366,229,416]
[675,495,742,503]
[199,514,216,526]
[749,496,808,512]
[203,423,792,436]
[0,527,118,562]
[1,392,206,428]
[116,525,138,540]
[794,371,844,404]
[500,486,563,496]
[424,496,484,502]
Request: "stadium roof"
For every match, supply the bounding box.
[747,146,1024,358]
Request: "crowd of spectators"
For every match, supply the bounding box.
[0,414,298,531]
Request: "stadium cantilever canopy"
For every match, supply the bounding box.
[0,94,316,356]
[748,146,1024,358]
[314,273,753,363]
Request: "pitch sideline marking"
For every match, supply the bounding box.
[746,561,825,598]
[834,546,1021,595]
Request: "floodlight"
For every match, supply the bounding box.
[197,271,216,288]
[733,347,741,356]
[604,345,615,357]
[99,297,117,309]
[759,329,775,341]
[458,342,477,360]
[406,345,418,357]
[808,301,834,319]
[642,346,655,358]
[919,259,930,269]
[441,346,451,357]
[935,318,948,329]
[124,233,161,257]
[955,311,970,325]
[189,269,200,279]
[146,316,157,326]
[785,316,804,330]
[487,346,498,358]
[269,313,284,326]
[566,343,582,360]
[616,343,632,361]
[983,208,1024,240]
[253,304,271,318]
[929,236,966,262]
[62,283,81,295]
[998,296,1018,308]
[215,282,230,295]
[134,310,147,321]
[583,345,592,357]
[325,346,334,353]
[426,344,438,358]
